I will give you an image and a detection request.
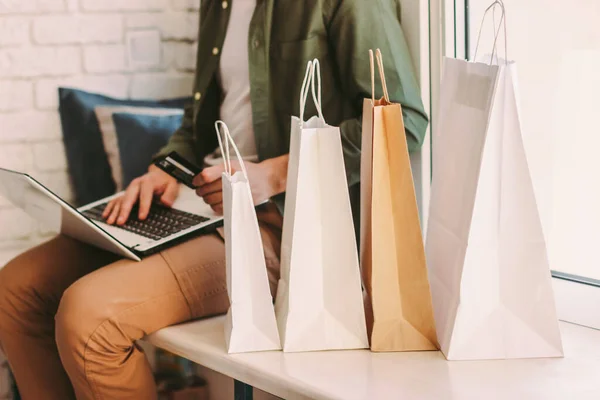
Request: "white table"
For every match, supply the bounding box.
[147,317,600,400]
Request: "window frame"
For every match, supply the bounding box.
[397,0,432,224]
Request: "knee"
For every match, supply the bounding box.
[55,279,97,361]
[55,277,121,367]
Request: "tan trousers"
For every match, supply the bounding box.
[0,203,282,400]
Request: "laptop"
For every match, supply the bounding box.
[0,167,224,261]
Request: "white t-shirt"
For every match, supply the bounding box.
[204,0,258,167]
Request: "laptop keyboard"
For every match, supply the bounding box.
[82,202,210,241]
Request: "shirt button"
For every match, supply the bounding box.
[222,1,228,9]
[212,47,220,56]
[194,92,201,101]
[253,40,260,49]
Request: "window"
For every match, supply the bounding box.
[432,0,600,328]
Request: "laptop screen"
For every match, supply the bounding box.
[0,168,62,233]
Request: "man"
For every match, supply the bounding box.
[0,0,428,398]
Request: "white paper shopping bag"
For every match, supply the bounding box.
[275,60,368,352]
[426,2,563,360]
[217,121,281,354]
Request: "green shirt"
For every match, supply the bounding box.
[156,0,428,213]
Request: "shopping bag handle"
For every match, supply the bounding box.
[215,120,249,180]
[369,49,391,104]
[299,59,326,124]
[473,0,508,65]
[299,61,313,123]
[311,59,325,121]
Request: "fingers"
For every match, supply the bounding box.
[203,191,223,206]
[117,179,141,225]
[102,198,117,219]
[138,177,154,220]
[211,203,223,215]
[160,181,180,207]
[192,165,224,187]
[106,200,121,225]
[195,178,222,197]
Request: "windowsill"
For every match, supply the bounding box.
[553,271,600,288]
[148,317,600,400]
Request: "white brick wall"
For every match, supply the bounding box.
[81,0,169,12]
[0,47,82,78]
[173,42,197,71]
[126,12,199,40]
[33,141,68,171]
[0,80,33,111]
[0,0,199,250]
[84,45,128,73]
[0,112,62,142]
[33,15,124,44]
[0,0,66,14]
[0,144,34,173]
[0,17,30,46]
[0,209,35,241]
[170,0,201,11]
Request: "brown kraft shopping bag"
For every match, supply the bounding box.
[360,49,438,352]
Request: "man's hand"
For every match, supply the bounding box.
[102,165,180,225]
[193,155,289,214]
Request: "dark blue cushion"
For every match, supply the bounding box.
[112,112,184,188]
[58,88,190,206]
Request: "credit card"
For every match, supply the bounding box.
[154,152,202,189]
